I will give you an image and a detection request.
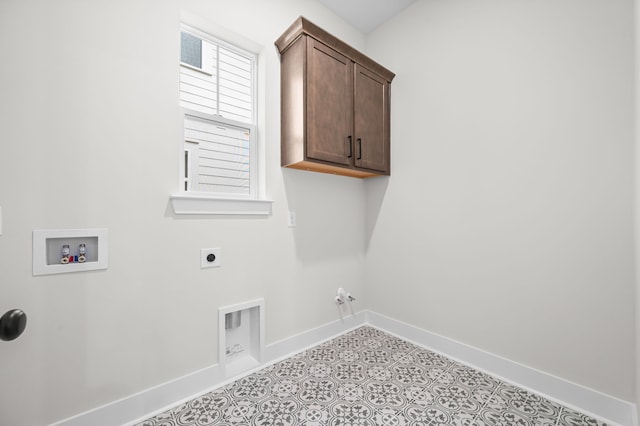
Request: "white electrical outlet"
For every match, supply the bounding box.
[201,248,221,268]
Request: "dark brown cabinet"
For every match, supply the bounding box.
[276,17,395,178]
[306,37,353,167]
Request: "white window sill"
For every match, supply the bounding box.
[170,194,273,216]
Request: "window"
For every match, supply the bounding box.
[179,27,255,124]
[183,109,255,196]
[178,26,258,196]
[172,25,271,215]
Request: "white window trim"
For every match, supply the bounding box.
[171,20,273,216]
[170,194,273,215]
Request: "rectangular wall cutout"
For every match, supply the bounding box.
[218,299,264,378]
[33,228,108,276]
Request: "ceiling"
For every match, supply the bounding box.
[316,0,417,34]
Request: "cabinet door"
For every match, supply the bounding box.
[354,64,390,173]
[306,38,353,166]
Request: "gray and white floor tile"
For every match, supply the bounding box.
[135,326,608,426]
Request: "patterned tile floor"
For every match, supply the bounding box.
[134,326,607,426]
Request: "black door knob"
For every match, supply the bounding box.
[0,309,27,341]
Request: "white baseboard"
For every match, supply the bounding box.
[50,309,636,426]
[50,311,366,426]
[365,310,637,426]
[49,363,223,426]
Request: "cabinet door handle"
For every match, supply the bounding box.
[357,138,362,160]
[347,136,353,158]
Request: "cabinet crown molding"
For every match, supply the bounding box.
[275,16,395,83]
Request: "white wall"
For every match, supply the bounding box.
[365,0,636,401]
[0,1,368,425]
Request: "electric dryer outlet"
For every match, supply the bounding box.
[201,248,221,268]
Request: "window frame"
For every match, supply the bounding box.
[171,23,272,215]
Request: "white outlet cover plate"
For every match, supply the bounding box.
[287,211,296,227]
[201,248,221,268]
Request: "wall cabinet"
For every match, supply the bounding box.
[275,17,395,178]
